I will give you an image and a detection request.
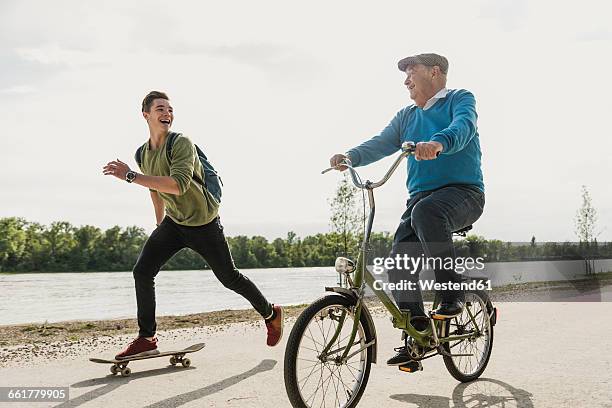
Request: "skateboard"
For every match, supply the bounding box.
[89,342,205,377]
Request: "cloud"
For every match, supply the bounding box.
[576,29,612,42]
[0,51,64,90]
[478,0,528,31]
[159,42,330,85]
[0,85,37,95]
[15,45,110,68]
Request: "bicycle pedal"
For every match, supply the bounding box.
[398,361,422,373]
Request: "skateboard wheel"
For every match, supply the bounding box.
[120,367,131,377]
[169,356,178,366]
[110,365,119,375]
[181,358,191,368]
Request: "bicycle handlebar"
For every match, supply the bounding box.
[322,141,416,189]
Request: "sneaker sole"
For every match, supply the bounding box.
[387,360,412,366]
[115,349,160,360]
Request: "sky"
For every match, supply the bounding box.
[1,0,611,242]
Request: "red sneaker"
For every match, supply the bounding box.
[265,305,284,347]
[115,337,159,360]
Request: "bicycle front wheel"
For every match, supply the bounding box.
[284,294,374,408]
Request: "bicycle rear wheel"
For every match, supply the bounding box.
[284,294,374,408]
[442,291,494,382]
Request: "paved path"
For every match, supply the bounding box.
[1,302,611,407]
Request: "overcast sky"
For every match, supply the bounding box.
[1,0,610,242]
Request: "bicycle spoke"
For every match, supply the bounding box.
[307,326,323,353]
[299,363,323,390]
[298,357,321,364]
[305,330,324,350]
[298,361,321,371]
[320,364,336,408]
[338,366,354,395]
[344,363,360,382]
[305,364,325,406]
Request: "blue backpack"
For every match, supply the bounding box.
[135,132,223,203]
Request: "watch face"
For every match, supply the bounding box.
[126,171,135,182]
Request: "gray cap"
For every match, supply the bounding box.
[398,53,449,74]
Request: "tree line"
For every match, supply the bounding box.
[1,217,610,273]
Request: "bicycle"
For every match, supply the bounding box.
[283,141,498,408]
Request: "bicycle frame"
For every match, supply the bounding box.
[320,142,480,363]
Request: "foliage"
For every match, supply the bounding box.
[575,185,598,243]
[329,173,362,258]
[1,217,611,273]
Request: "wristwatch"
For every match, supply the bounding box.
[125,170,137,183]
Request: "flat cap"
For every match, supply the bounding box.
[398,53,449,74]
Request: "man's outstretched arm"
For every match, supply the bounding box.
[102,159,181,195]
[345,110,404,167]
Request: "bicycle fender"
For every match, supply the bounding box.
[324,287,378,364]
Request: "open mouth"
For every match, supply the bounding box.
[160,119,171,125]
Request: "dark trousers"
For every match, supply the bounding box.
[133,216,273,337]
[388,184,485,317]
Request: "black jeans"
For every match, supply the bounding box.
[387,184,485,317]
[133,216,273,337]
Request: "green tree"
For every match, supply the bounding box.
[43,221,77,271]
[329,173,362,257]
[575,185,598,243]
[0,217,27,271]
[271,237,288,267]
[228,235,258,268]
[575,185,599,273]
[73,225,103,270]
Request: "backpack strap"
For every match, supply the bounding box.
[165,132,181,163]
[134,144,146,170]
[134,132,180,172]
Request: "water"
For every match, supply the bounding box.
[2,260,611,325]
[0,267,339,325]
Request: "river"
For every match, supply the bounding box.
[0,267,339,325]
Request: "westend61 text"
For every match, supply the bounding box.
[371,255,485,274]
[373,279,492,292]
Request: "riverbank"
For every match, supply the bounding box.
[1,274,610,368]
[0,305,308,348]
[2,273,611,347]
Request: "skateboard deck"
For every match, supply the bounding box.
[90,342,205,377]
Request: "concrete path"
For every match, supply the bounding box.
[1,302,611,407]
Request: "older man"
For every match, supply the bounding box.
[329,53,484,366]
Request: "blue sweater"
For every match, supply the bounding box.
[347,89,484,195]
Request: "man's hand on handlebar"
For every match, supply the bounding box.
[414,141,443,161]
[329,153,351,171]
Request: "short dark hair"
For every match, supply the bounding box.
[142,91,169,112]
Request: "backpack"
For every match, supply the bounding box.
[134,132,223,203]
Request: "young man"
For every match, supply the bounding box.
[329,53,485,365]
[103,91,283,359]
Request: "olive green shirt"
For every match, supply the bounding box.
[138,134,219,226]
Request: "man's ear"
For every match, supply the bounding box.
[142,111,149,120]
